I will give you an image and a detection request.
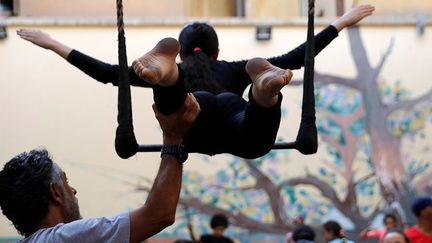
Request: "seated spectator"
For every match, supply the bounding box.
[360,213,399,243]
[292,225,315,243]
[322,220,354,243]
[188,214,234,243]
[286,215,306,243]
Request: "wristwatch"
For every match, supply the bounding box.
[161,144,188,163]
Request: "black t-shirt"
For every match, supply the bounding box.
[200,234,234,243]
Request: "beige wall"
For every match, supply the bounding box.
[186,0,236,17]
[13,0,432,18]
[1,22,432,238]
[245,0,301,18]
[17,0,186,17]
[316,0,338,17]
[16,0,236,18]
[349,0,432,14]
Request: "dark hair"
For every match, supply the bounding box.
[178,22,225,94]
[322,220,343,238]
[210,214,229,229]
[0,149,57,235]
[384,229,410,243]
[179,22,219,59]
[383,213,397,224]
[292,225,315,241]
[411,196,432,217]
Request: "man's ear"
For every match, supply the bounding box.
[49,183,64,205]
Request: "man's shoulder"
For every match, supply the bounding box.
[18,211,130,243]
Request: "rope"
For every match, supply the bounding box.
[294,0,318,154]
[115,0,138,159]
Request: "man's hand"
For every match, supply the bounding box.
[331,5,375,32]
[152,93,200,145]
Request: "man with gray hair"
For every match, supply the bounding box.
[0,94,200,242]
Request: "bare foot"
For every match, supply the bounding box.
[132,37,180,86]
[246,58,293,107]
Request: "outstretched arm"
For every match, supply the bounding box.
[267,4,375,70]
[17,29,72,59]
[16,29,150,87]
[129,94,200,243]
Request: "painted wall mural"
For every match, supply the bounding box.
[128,27,432,242]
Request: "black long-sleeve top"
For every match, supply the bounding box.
[67,25,338,96]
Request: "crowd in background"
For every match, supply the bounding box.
[174,196,432,243]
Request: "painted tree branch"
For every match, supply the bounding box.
[134,184,290,233]
[319,131,346,154]
[318,105,365,178]
[321,158,345,177]
[414,173,432,193]
[354,172,376,187]
[177,196,293,234]
[345,22,412,188]
[243,159,289,225]
[373,37,394,78]
[347,26,371,81]
[408,159,432,183]
[367,204,382,223]
[208,184,257,192]
[290,72,359,89]
[281,173,370,225]
[135,185,151,193]
[345,180,362,218]
[282,175,344,212]
[385,87,432,115]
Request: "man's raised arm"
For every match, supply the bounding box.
[129,94,200,243]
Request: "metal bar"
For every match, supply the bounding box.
[137,141,297,153]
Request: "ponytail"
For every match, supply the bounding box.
[180,52,225,94]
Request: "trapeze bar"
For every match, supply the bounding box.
[137,141,297,152]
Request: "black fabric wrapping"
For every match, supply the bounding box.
[294,0,318,154]
[115,0,138,159]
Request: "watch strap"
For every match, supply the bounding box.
[161,144,188,163]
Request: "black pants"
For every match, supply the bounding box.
[153,69,282,159]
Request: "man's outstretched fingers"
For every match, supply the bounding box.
[152,93,200,144]
[183,94,200,123]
